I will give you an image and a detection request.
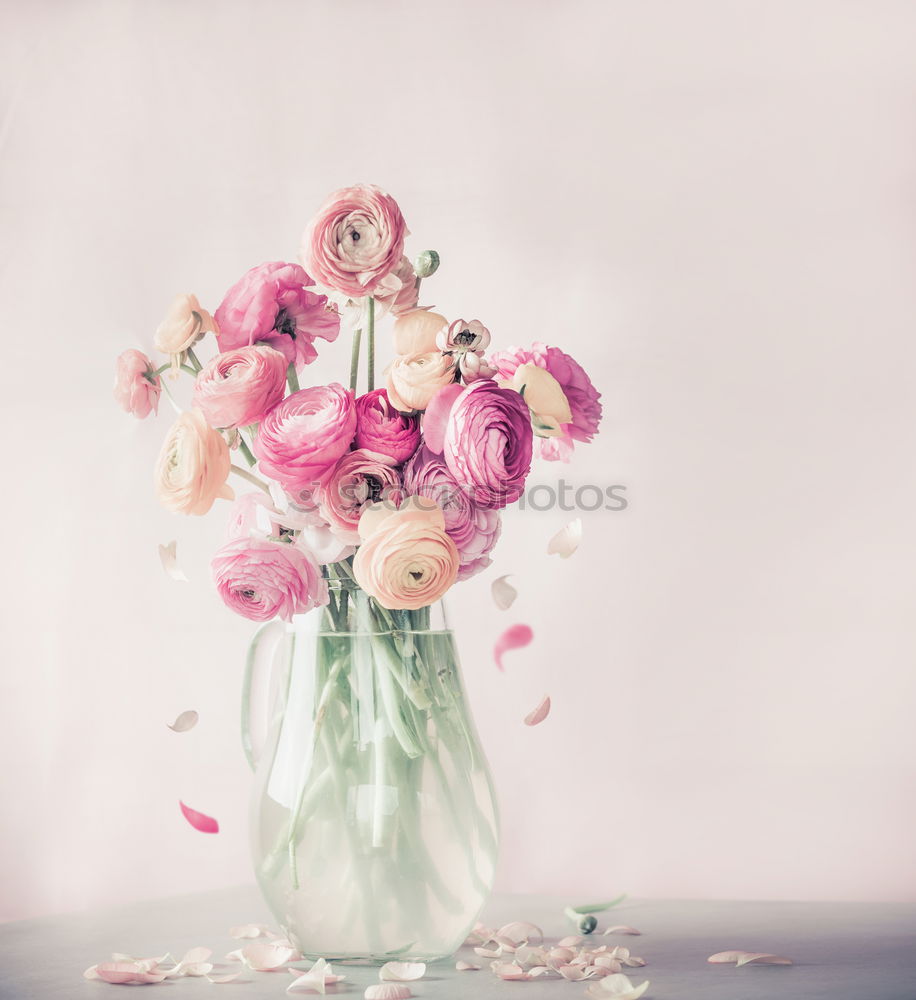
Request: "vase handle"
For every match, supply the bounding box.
[241,619,286,772]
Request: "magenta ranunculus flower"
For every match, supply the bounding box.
[403,446,501,580]
[192,344,288,429]
[318,448,404,545]
[113,349,161,419]
[253,383,356,496]
[302,184,408,298]
[211,535,328,623]
[214,261,340,371]
[354,388,421,464]
[440,379,533,509]
[489,342,602,462]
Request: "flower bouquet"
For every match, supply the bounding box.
[115,185,602,960]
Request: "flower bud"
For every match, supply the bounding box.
[413,250,440,279]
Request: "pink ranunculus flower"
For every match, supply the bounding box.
[214,261,340,371]
[386,352,456,413]
[302,184,408,298]
[253,383,356,495]
[372,256,419,316]
[192,345,288,429]
[353,497,460,611]
[154,293,217,361]
[155,409,234,516]
[392,309,447,355]
[440,379,534,509]
[489,343,602,462]
[226,491,282,539]
[113,349,161,418]
[403,446,501,581]
[354,388,421,464]
[318,448,404,545]
[211,535,328,623]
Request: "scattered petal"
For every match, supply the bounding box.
[570,895,627,914]
[455,961,480,971]
[584,972,651,999]
[708,951,750,964]
[735,953,793,967]
[94,962,168,985]
[379,962,426,982]
[207,971,243,983]
[558,935,584,947]
[474,946,503,959]
[491,961,530,981]
[241,941,296,971]
[603,926,641,936]
[179,947,213,966]
[167,709,199,733]
[179,800,219,834]
[557,964,591,980]
[365,986,412,1000]
[549,947,576,962]
[524,694,551,726]
[528,966,552,977]
[547,517,582,558]
[493,624,533,671]
[491,575,518,610]
[230,923,273,939]
[497,921,544,946]
[159,539,189,582]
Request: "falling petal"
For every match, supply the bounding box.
[207,972,243,983]
[493,623,533,671]
[735,953,793,967]
[570,895,627,914]
[491,575,518,610]
[603,925,641,936]
[241,941,296,971]
[167,709,199,732]
[497,921,544,946]
[365,985,413,1000]
[707,951,749,964]
[455,961,480,971]
[547,517,582,558]
[379,962,426,982]
[179,800,219,834]
[524,694,551,726]
[230,923,272,939]
[159,540,189,582]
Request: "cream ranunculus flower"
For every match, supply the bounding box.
[503,362,572,437]
[353,497,460,610]
[386,351,456,413]
[155,409,234,515]
[392,309,448,355]
[154,293,218,367]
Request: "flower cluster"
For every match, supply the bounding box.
[114,184,602,622]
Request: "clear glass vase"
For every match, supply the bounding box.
[242,578,500,961]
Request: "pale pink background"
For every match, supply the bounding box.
[2,0,916,923]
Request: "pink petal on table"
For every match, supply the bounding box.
[594,956,623,972]
[474,946,503,958]
[547,518,582,558]
[558,935,583,948]
[229,923,272,939]
[241,941,296,971]
[379,961,426,981]
[422,383,464,455]
[735,953,793,967]
[167,709,199,733]
[603,925,641,936]
[514,945,545,967]
[491,961,529,981]
[464,922,494,946]
[94,962,167,984]
[549,947,575,962]
[179,800,219,834]
[159,540,189,582]
[455,961,480,971]
[524,694,551,726]
[225,949,245,962]
[528,966,551,978]
[365,985,413,1000]
[493,624,533,671]
[497,921,544,946]
[179,947,212,966]
[207,971,244,983]
[492,935,518,952]
[491,575,518,611]
[707,950,749,964]
[181,962,214,977]
[584,973,650,999]
[558,964,591,980]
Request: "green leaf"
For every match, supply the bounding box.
[568,893,627,914]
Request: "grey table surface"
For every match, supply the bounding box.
[2,887,915,999]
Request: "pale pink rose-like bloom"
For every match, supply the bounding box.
[439,379,534,509]
[154,293,217,358]
[192,344,287,429]
[354,388,420,464]
[318,448,403,545]
[392,309,447,355]
[155,409,234,516]
[372,256,418,316]
[226,491,281,539]
[215,261,340,371]
[353,497,460,611]
[211,536,327,623]
[489,343,602,462]
[113,348,161,418]
[386,352,456,413]
[437,318,495,383]
[253,383,356,495]
[302,184,408,298]
[403,447,501,581]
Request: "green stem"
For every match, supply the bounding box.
[366,297,375,391]
[237,436,257,468]
[349,327,363,394]
[230,463,271,494]
[185,347,203,373]
[286,363,300,395]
